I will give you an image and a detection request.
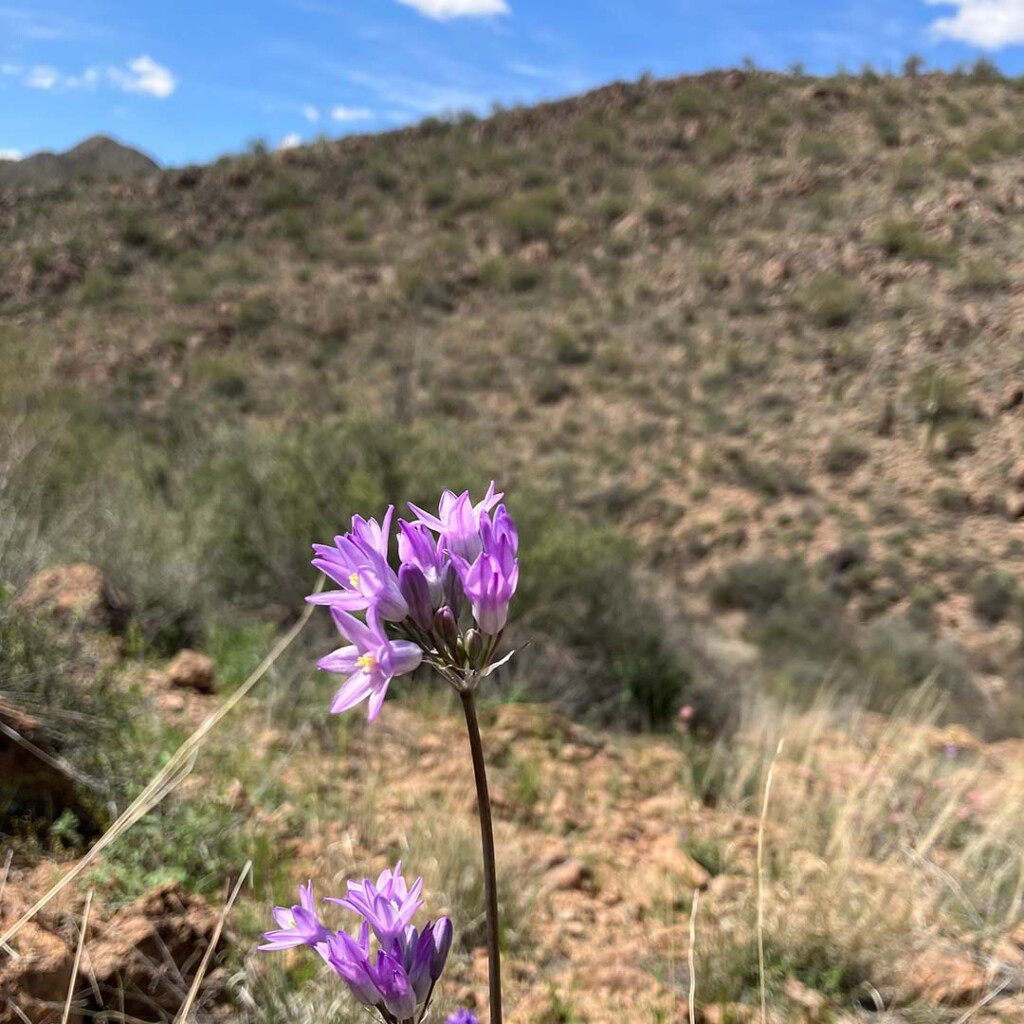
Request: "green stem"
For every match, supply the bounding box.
[459,688,503,1024]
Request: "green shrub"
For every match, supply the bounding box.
[497,188,564,243]
[878,219,950,263]
[872,112,901,148]
[701,125,739,164]
[798,133,846,165]
[893,150,929,192]
[939,417,978,458]
[959,257,1009,294]
[344,214,371,243]
[79,267,124,305]
[910,365,970,425]
[119,213,162,251]
[597,193,631,225]
[261,178,312,213]
[550,327,591,365]
[533,374,573,405]
[825,437,870,475]
[672,83,715,118]
[423,176,456,210]
[971,571,1018,625]
[513,520,694,729]
[710,556,808,615]
[192,353,249,400]
[802,272,863,328]
[236,293,279,336]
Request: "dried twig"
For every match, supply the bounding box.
[173,861,251,1024]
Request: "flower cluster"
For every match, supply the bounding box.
[260,863,452,1024]
[309,483,519,721]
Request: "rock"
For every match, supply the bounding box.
[84,882,229,1018]
[760,258,790,288]
[645,834,711,899]
[784,977,829,1021]
[519,240,550,264]
[542,858,597,894]
[225,778,249,810]
[611,211,643,240]
[167,649,216,693]
[1011,459,1024,490]
[14,563,128,633]
[999,385,1023,412]
[903,950,991,1007]
[0,917,76,1024]
[1006,495,1024,521]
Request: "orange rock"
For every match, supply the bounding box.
[14,563,128,633]
[167,648,216,692]
[904,950,991,1006]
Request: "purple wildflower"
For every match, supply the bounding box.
[318,606,422,720]
[262,866,452,1024]
[408,483,504,563]
[330,861,425,945]
[398,521,448,604]
[326,923,382,1006]
[456,505,519,636]
[308,506,409,621]
[258,881,330,954]
[446,1012,479,1024]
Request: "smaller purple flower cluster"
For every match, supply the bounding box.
[310,483,519,721]
[260,863,452,1024]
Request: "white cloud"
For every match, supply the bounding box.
[278,133,303,150]
[331,104,373,122]
[927,0,1024,48]
[0,147,21,161]
[302,104,320,123]
[65,67,100,89]
[108,55,176,98]
[24,65,58,89]
[395,0,509,20]
[13,56,176,96]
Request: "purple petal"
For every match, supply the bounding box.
[330,671,373,713]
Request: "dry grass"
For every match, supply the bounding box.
[690,690,1024,1017]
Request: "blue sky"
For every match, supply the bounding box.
[3,0,1024,167]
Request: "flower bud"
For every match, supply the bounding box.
[434,606,459,655]
[441,562,464,619]
[398,563,434,633]
[430,917,453,981]
[464,628,484,668]
[376,954,417,1020]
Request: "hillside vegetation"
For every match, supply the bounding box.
[3,65,1024,1024]
[4,66,1024,734]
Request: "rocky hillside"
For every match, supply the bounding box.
[2,67,1024,737]
[0,134,158,189]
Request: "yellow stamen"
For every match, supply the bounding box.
[349,572,360,588]
[357,653,377,671]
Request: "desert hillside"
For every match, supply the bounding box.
[2,66,1024,1023]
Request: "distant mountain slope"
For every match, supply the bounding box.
[0,135,158,189]
[2,68,1024,735]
